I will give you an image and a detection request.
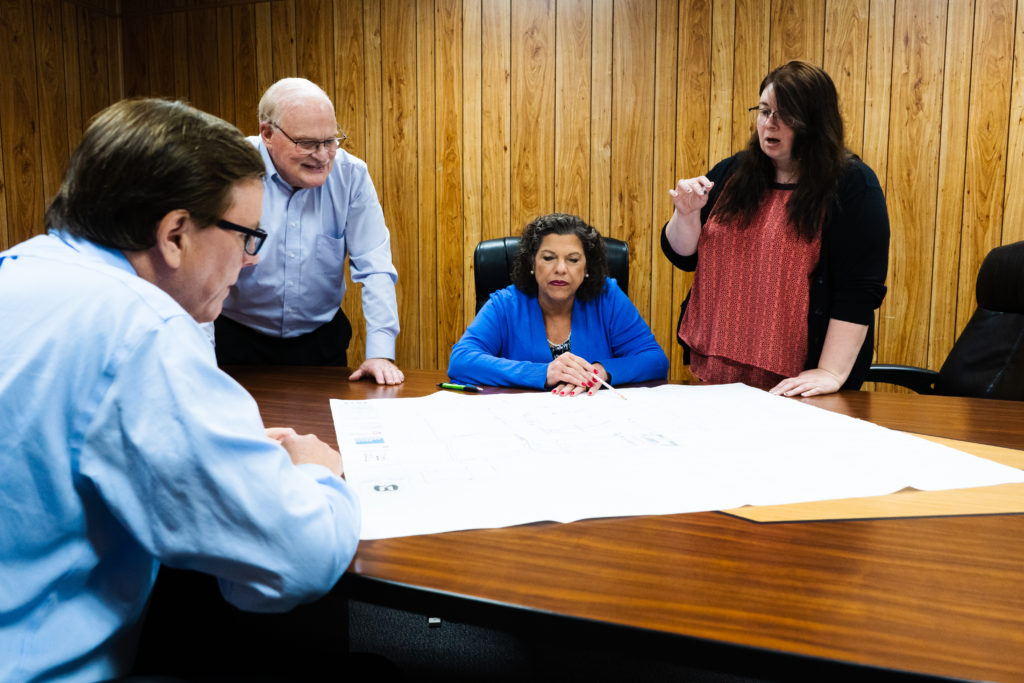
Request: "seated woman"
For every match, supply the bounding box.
[448,213,668,395]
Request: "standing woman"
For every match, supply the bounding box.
[662,61,889,396]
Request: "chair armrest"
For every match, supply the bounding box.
[865,364,939,394]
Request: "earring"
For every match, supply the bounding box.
[530,270,534,274]
[585,273,589,278]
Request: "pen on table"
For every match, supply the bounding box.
[437,382,482,393]
[594,376,627,400]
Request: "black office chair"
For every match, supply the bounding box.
[473,236,630,312]
[866,240,1024,399]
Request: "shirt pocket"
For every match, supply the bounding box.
[314,233,347,278]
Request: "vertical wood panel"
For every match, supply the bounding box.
[672,0,712,381]
[232,4,259,135]
[732,0,769,151]
[610,0,656,318]
[1004,0,1024,246]
[334,0,370,364]
[60,1,84,146]
[172,7,190,98]
[554,0,591,219]
[462,0,482,329]
[862,0,894,185]
[770,0,823,66]
[217,7,236,126]
[0,0,43,247]
[929,0,974,367]
[271,0,297,80]
[149,13,179,98]
[334,0,364,146]
[186,7,219,114]
[33,0,70,203]
[77,6,113,142]
[823,0,869,157]
[348,0,385,363]
[381,0,420,365]
[650,0,679,370]
[254,2,274,94]
[361,0,383,181]
[296,0,334,95]
[510,0,555,231]
[416,0,438,367]
[589,0,613,234]
[0,123,7,250]
[957,0,1014,334]
[106,6,122,102]
[480,0,511,241]
[878,0,945,367]
[435,0,463,367]
[122,13,150,96]
[708,0,735,163]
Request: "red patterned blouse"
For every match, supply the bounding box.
[679,187,821,387]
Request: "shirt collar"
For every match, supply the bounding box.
[48,229,138,276]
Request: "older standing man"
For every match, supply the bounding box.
[0,98,360,682]
[214,77,404,385]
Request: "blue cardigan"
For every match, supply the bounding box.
[448,278,668,389]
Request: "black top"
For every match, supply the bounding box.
[661,152,890,389]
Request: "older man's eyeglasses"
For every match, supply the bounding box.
[749,106,789,126]
[217,219,267,256]
[271,122,346,154]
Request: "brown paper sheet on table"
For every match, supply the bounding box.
[724,434,1024,523]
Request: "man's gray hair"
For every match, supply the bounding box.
[258,77,333,124]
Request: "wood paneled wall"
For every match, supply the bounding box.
[4,0,1024,383]
[0,0,122,250]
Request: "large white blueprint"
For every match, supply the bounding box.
[330,384,1024,540]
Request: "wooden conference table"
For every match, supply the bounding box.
[230,366,1024,682]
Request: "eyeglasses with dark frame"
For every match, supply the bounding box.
[748,105,789,126]
[271,122,347,155]
[217,219,268,256]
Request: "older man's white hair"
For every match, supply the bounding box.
[258,78,333,124]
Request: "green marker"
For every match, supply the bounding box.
[437,382,482,393]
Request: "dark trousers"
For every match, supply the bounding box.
[214,309,352,367]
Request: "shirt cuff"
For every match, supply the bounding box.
[365,330,397,361]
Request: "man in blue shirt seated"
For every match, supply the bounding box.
[214,77,405,386]
[0,98,361,682]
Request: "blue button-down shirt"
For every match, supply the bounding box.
[0,232,360,682]
[221,138,400,360]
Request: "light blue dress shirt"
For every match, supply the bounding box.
[221,138,400,360]
[447,278,669,389]
[0,232,360,682]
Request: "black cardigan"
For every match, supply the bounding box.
[660,153,890,390]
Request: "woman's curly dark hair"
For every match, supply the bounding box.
[510,213,608,302]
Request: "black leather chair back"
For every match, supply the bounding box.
[933,241,1024,400]
[473,236,629,312]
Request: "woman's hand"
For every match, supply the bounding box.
[669,176,714,216]
[665,176,713,257]
[770,320,868,397]
[547,354,606,396]
[769,368,842,398]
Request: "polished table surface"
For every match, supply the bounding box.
[229,366,1024,682]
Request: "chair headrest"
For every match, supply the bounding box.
[977,241,1024,313]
